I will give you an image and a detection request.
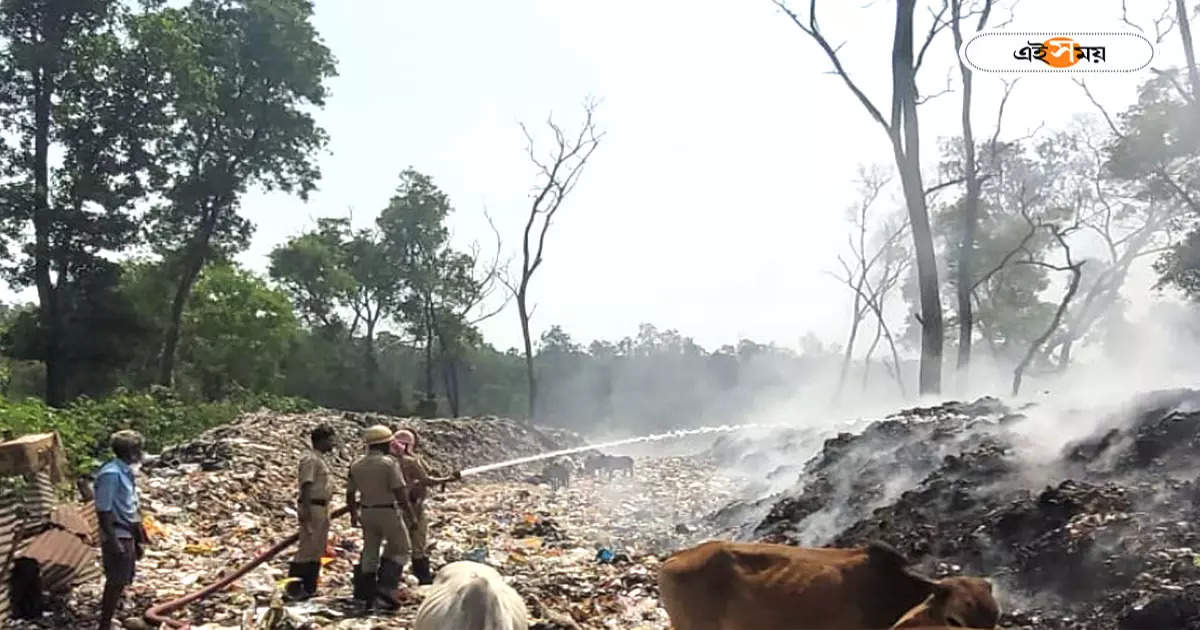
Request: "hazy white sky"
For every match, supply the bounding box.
[6,0,1191,353]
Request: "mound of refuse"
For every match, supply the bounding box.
[13,409,589,629]
[729,389,1200,630]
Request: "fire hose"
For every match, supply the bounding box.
[144,505,350,629]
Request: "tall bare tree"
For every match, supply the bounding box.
[947,0,994,379]
[508,100,603,419]
[828,166,910,400]
[775,0,951,394]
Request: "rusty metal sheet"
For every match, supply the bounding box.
[0,503,27,623]
[0,474,102,622]
[50,502,98,545]
[16,527,100,593]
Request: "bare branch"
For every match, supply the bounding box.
[772,0,891,133]
[1074,79,1122,136]
[916,68,955,105]
[915,0,951,74]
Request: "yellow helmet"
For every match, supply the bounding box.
[363,425,393,446]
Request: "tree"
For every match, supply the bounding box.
[827,166,910,399]
[140,0,336,388]
[378,168,455,415]
[774,0,950,394]
[179,264,298,400]
[947,0,996,379]
[507,101,603,419]
[268,218,356,332]
[0,1,171,405]
[2,261,154,400]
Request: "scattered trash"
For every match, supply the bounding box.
[7,409,725,629]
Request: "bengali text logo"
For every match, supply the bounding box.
[960,30,1154,74]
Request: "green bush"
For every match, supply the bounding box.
[0,387,316,475]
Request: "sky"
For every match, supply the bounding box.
[3,0,1190,354]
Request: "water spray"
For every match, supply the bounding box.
[459,422,786,476]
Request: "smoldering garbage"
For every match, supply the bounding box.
[18,390,1200,630]
[6,410,737,629]
[714,389,1200,630]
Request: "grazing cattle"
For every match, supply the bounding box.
[583,454,606,477]
[658,540,999,630]
[888,576,998,628]
[413,561,529,630]
[608,455,634,476]
[582,453,634,478]
[542,458,572,490]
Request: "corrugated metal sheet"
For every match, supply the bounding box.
[0,473,102,623]
[50,503,97,545]
[0,502,27,622]
[16,528,100,593]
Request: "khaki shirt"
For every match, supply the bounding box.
[298,451,331,501]
[348,452,407,506]
[400,455,432,505]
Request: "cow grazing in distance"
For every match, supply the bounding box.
[542,458,572,490]
[582,453,634,479]
[583,453,606,478]
[412,561,529,630]
[657,540,999,630]
[608,455,634,476]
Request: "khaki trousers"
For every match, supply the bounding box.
[360,506,411,573]
[408,504,429,559]
[294,504,330,562]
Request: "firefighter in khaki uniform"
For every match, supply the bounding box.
[286,424,336,600]
[389,428,461,584]
[346,425,416,612]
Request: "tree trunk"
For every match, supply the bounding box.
[158,256,204,387]
[1178,0,1199,103]
[893,0,943,396]
[516,289,536,419]
[158,206,220,387]
[423,328,435,397]
[1013,264,1082,396]
[364,317,378,396]
[952,0,981,380]
[862,316,884,391]
[835,293,865,401]
[32,62,65,406]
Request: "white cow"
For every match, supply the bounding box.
[413,561,529,630]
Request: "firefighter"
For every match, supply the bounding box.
[346,424,416,612]
[286,423,336,600]
[389,428,462,584]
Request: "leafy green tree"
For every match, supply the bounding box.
[0,0,172,405]
[136,0,336,388]
[2,261,154,400]
[268,218,356,331]
[178,264,298,400]
[271,214,405,409]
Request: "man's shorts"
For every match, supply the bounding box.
[101,538,137,586]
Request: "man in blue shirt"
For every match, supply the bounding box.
[93,430,148,630]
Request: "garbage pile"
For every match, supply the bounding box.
[10,409,739,629]
[733,389,1200,630]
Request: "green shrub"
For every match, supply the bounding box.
[0,388,316,475]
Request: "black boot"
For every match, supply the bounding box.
[352,564,369,601]
[284,562,309,601]
[374,558,403,611]
[361,571,378,613]
[411,557,433,585]
[303,561,320,597]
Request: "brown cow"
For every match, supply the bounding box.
[657,540,999,630]
[888,576,998,628]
